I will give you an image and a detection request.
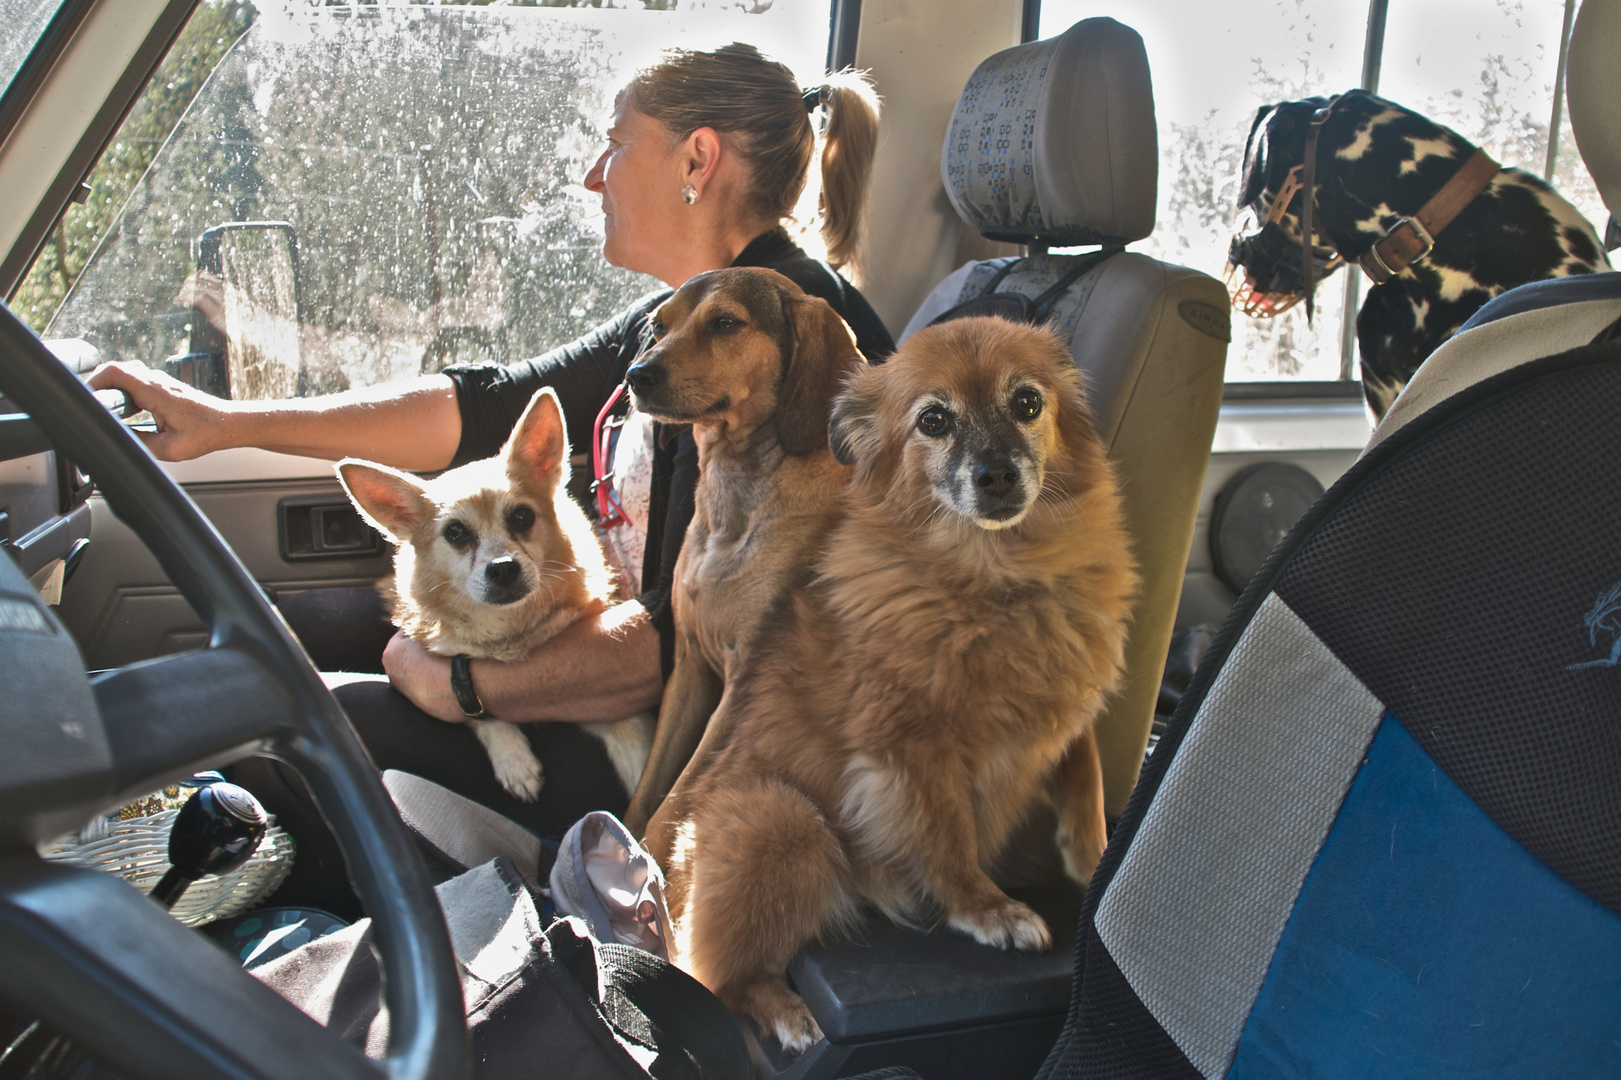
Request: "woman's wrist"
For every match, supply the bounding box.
[381,631,463,723]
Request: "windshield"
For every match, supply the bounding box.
[0,0,69,101]
[33,0,833,396]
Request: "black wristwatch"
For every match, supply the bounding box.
[450,654,496,719]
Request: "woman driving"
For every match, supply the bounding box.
[89,43,894,917]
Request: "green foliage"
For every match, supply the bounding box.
[12,1,257,332]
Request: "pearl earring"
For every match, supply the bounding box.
[681,184,698,205]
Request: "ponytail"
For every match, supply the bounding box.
[808,70,881,282]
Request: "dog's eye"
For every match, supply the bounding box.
[507,505,535,535]
[649,318,666,341]
[1012,387,1043,422]
[442,520,473,546]
[916,406,953,437]
[709,314,741,334]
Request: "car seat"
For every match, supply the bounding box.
[712,20,1229,1080]
[1035,4,1621,1075]
[1034,301,1621,1080]
[903,17,1231,824]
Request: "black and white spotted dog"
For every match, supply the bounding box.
[1231,89,1609,419]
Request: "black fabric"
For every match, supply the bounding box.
[442,227,893,679]
[592,942,754,1080]
[1456,271,1621,333]
[276,586,393,674]
[1036,925,1201,1080]
[928,248,1122,329]
[251,859,749,1080]
[1274,346,1621,915]
[232,677,626,922]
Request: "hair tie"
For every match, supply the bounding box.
[802,86,825,113]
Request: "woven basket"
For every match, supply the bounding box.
[40,793,295,928]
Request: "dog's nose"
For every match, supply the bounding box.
[626,361,665,395]
[974,460,1020,495]
[485,556,522,588]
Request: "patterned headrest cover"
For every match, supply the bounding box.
[942,17,1158,247]
[1567,0,1620,248]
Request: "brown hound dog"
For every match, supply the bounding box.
[621,267,868,836]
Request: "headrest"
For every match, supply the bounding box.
[1567,0,1621,248]
[941,18,1157,247]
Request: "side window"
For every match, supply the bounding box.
[1377,3,1606,243]
[22,0,834,400]
[1038,0,1598,386]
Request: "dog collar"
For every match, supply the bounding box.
[450,654,497,720]
[1293,97,1501,309]
[1357,148,1500,284]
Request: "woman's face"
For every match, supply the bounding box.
[584,95,683,278]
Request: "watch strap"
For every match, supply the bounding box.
[450,654,496,719]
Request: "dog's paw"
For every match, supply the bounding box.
[768,1002,824,1057]
[473,720,546,802]
[949,898,1051,952]
[735,979,823,1057]
[494,752,545,802]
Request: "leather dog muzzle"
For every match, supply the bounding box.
[1226,217,1343,318]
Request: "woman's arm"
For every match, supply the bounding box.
[381,599,665,723]
[87,362,463,471]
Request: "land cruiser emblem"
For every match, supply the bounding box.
[1568,581,1621,670]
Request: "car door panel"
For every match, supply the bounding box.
[58,477,391,669]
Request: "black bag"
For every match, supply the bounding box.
[252,857,751,1080]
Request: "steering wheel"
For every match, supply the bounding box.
[0,303,466,1080]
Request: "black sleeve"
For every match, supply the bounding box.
[442,289,670,466]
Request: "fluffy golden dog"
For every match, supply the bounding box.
[647,317,1137,1053]
[336,388,652,801]
[620,267,868,834]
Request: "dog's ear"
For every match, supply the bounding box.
[827,368,881,469]
[503,387,569,487]
[336,460,432,544]
[1238,104,1274,209]
[779,295,867,457]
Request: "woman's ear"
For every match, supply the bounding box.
[679,126,725,196]
[780,296,866,457]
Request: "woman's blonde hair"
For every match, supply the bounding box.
[627,43,880,280]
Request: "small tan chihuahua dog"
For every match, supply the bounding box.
[336,387,652,801]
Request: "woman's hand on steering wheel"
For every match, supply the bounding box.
[87,360,233,461]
